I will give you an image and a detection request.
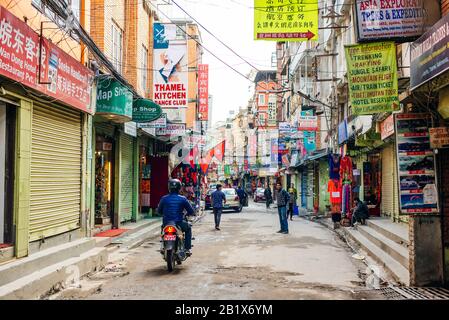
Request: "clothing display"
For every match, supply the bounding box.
[340,156,353,182]
[328,154,341,180]
[341,182,352,214]
[328,179,342,204]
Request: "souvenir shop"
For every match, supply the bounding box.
[139,135,154,215]
[171,163,201,202]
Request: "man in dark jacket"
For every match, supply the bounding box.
[236,185,247,207]
[211,184,226,230]
[157,179,196,254]
[351,198,369,226]
[264,185,273,209]
[275,182,290,234]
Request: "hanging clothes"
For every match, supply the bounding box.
[340,156,353,181]
[328,179,342,214]
[341,182,352,214]
[328,154,341,180]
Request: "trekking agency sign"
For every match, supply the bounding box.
[254,0,318,41]
[153,23,188,108]
[345,42,400,115]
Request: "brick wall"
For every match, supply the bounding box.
[124,0,138,89]
[90,0,105,51]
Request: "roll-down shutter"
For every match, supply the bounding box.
[381,143,398,219]
[30,104,82,241]
[119,134,134,223]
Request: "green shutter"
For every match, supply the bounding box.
[119,133,134,223]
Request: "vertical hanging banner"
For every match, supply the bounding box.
[345,42,400,115]
[153,23,188,108]
[198,64,209,120]
[254,0,318,41]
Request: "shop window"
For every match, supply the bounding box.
[141,45,148,94]
[95,136,115,225]
[111,22,123,73]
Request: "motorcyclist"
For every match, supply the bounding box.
[157,179,196,255]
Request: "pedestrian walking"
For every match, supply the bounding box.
[275,182,290,234]
[211,184,226,230]
[264,184,272,210]
[288,184,297,221]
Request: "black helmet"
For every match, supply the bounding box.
[168,179,182,193]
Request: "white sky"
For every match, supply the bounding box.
[157,0,276,126]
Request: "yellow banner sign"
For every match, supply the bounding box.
[254,0,318,41]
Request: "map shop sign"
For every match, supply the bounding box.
[410,13,449,90]
[0,6,94,113]
[132,99,162,123]
[345,42,400,115]
[429,127,449,149]
[254,0,318,41]
[96,77,132,120]
[354,0,440,42]
[395,113,439,214]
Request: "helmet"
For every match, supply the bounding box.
[168,179,182,193]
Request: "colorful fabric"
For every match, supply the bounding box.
[328,179,342,204]
[342,183,352,214]
[329,154,341,180]
[340,156,353,181]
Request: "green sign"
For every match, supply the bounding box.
[96,77,133,118]
[132,99,162,123]
[345,42,400,115]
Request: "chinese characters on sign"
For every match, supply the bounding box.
[267,94,277,126]
[0,6,93,113]
[254,0,318,41]
[198,64,209,120]
[395,114,439,215]
[345,42,399,115]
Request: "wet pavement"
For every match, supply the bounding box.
[50,201,384,300]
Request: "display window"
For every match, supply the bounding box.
[95,135,115,225]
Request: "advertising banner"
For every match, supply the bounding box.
[354,0,440,42]
[0,6,93,113]
[410,13,449,90]
[153,23,188,108]
[156,123,186,136]
[395,113,439,215]
[345,42,399,115]
[267,94,277,126]
[298,115,318,131]
[429,127,449,149]
[198,64,209,120]
[254,0,318,41]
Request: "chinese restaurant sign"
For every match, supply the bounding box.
[198,64,209,120]
[0,6,93,113]
[410,13,449,90]
[153,23,188,108]
[345,42,399,115]
[354,0,440,42]
[254,0,318,41]
[429,127,449,149]
[395,113,439,215]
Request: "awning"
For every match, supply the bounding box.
[289,149,329,168]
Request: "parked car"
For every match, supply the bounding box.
[253,188,266,202]
[222,188,242,212]
[205,189,213,210]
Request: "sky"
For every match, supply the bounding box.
[156,0,276,126]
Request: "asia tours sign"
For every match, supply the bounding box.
[153,23,188,108]
[345,42,400,115]
[254,0,318,41]
[395,113,439,215]
[354,0,440,42]
[298,115,318,131]
[198,64,209,120]
[0,6,93,113]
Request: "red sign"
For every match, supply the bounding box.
[198,64,208,120]
[380,114,395,140]
[0,6,93,113]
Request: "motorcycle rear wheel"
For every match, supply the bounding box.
[166,249,176,272]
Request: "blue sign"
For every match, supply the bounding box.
[338,120,348,145]
[154,23,171,49]
[304,131,316,152]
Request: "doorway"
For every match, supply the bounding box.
[95,135,115,227]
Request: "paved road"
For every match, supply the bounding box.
[52,201,383,300]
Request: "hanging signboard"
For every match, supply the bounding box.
[96,77,133,120]
[380,114,395,140]
[298,115,318,131]
[137,113,167,129]
[156,123,186,136]
[267,94,277,126]
[410,13,449,90]
[132,99,162,123]
[198,64,209,120]
[0,6,94,113]
[338,120,348,145]
[153,23,188,108]
[429,127,449,149]
[354,0,440,42]
[254,0,318,41]
[395,113,439,215]
[124,122,137,137]
[345,42,400,115]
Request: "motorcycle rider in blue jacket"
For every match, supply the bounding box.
[157,179,196,255]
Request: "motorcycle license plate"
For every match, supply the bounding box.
[164,235,176,241]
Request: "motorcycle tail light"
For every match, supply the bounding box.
[234,196,239,201]
[164,226,176,234]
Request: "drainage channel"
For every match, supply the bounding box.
[372,286,449,300]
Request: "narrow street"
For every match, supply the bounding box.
[52,202,382,300]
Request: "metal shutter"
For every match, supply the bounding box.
[381,143,396,219]
[30,104,82,241]
[119,134,134,223]
[307,165,314,211]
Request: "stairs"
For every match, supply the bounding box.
[343,218,410,286]
[0,238,108,299]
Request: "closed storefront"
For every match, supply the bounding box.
[307,164,314,211]
[318,160,330,213]
[29,104,82,242]
[381,143,400,221]
[119,133,134,223]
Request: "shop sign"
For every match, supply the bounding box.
[153,23,188,108]
[354,0,440,42]
[156,123,186,136]
[267,94,277,126]
[345,42,400,115]
[137,113,167,129]
[411,13,449,90]
[429,127,449,149]
[132,99,162,123]
[96,77,132,118]
[0,6,94,113]
[298,115,317,131]
[281,154,290,168]
[304,131,316,152]
[198,64,209,120]
[164,108,186,123]
[254,0,318,41]
[124,122,137,137]
[380,114,395,140]
[395,113,439,214]
[338,120,348,145]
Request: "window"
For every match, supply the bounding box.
[141,45,148,93]
[258,94,266,106]
[259,113,266,126]
[111,23,123,73]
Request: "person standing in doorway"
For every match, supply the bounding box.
[211,184,226,230]
[288,184,297,221]
[276,182,290,234]
[264,184,273,210]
